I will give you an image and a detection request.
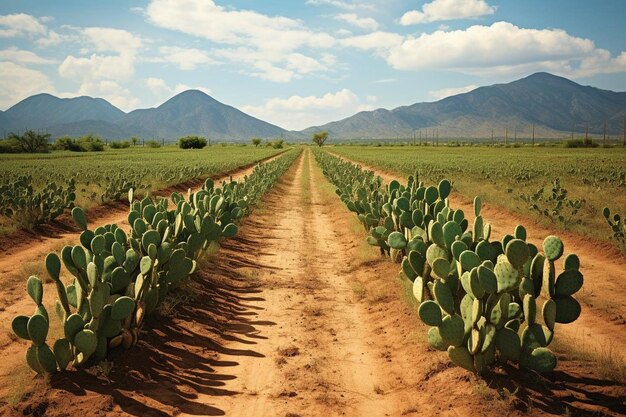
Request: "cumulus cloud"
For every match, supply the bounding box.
[0,13,47,38]
[400,0,496,25]
[146,0,335,82]
[0,62,53,108]
[343,21,626,77]
[334,13,379,30]
[156,46,216,70]
[68,80,140,111]
[429,84,478,100]
[306,0,375,11]
[0,47,56,65]
[242,89,374,130]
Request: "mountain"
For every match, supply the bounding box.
[303,73,626,139]
[2,93,125,133]
[118,90,290,140]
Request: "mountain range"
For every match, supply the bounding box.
[1,72,624,141]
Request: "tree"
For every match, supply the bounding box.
[9,130,50,153]
[178,136,208,149]
[312,131,328,147]
[251,137,262,147]
[131,136,139,147]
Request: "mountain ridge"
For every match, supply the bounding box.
[1,73,624,141]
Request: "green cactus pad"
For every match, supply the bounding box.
[418,301,443,326]
[475,240,496,262]
[89,284,109,319]
[111,296,136,321]
[554,270,583,296]
[72,207,88,231]
[438,179,452,200]
[473,216,484,240]
[27,314,48,347]
[34,343,57,373]
[424,186,439,204]
[542,299,557,331]
[519,277,534,299]
[408,251,425,277]
[448,345,475,373]
[473,196,481,217]
[459,250,481,272]
[508,302,521,319]
[523,294,537,325]
[12,315,30,340]
[481,324,496,353]
[53,338,73,371]
[140,256,153,276]
[524,347,556,372]
[426,244,448,266]
[521,323,548,350]
[111,267,131,293]
[469,327,482,354]
[412,277,425,303]
[451,240,468,261]
[530,253,545,297]
[563,253,580,271]
[439,314,465,347]
[471,297,483,326]
[442,221,462,250]
[495,327,521,362]
[26,345,43,374]
[402,257,417,280]
[64,313,85,342]
[45,253,61,282]
[543,235,564,261]
[142,230,161,251]
[87,262,98,287]
[514,225,527,241]
[388,232,407,250]
[505,239,530,269]
[27,276,43,305]
[90,234,106,256]
[494,259,519,293]
[71,245,87,271]
[554,295,581,324]
[477,265,497,294]
[433,281,455,314]
[428,222,444,247]
[431,258,450,280]
[223,223,238,238]
[74,329,98,358]
[427,326,447,351]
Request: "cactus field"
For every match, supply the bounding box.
[0,147,624,417]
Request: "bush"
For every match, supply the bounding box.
[271,139,284,149]
[146,140,161,148]
[0,138,19,153]
[109,140,130,149]
[4,130,50,153]
[565,139,598,148]
[178,136,207,149]
[53,135,104,152]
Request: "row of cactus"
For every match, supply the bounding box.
[0,175,76,225]
[602,207,626,247]
[314,149,583,374]
[12,149,300,374]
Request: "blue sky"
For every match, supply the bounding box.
[0,0,625,130]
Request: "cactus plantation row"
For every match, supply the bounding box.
[314,149,583,374]
[11,149,300,374]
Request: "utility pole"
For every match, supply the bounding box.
[623,118,626,147]
[514,128,517,143]
[532,124,535,146]
[419,129,422,145]
[603,120,607,146]
[436,128,439,146]
[491,128,494,145]
[505,128,508,145]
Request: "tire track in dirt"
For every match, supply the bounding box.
[328,152,626,361]
[203,149,414,416]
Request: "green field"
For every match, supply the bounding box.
[330,144,626,249]
[0,145,283,234]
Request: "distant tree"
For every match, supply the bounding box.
[271,139,284,149]
[109,140,130,149]
[178,135,208,149]
[9,130,50,153]
[131,136,139,147]
[146,139,161,148]
[251,137,262,147]
[312,131,328,147]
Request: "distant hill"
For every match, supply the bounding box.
[302,72,626,139]
[1,73,624,141]
[118,90,291,140]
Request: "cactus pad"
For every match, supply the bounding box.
[27,314,48,346]
[554,295,581,324]
[418,301,443,326]
[495,327,521,362]
[524,347,556,372]
[433,281,455,314]
[494,259,519,293]
[448,346,475,372]
[27,276,43,305]
[505,239,530,269]
[439,314,465,347]
[543,236,564,261]
[111,296,136,321]
[427,326,447,351]
[74,329,98,357]
[554,270,583,296]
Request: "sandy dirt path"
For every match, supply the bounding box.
[328,151,626,357]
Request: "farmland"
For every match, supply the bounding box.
[330,145,626,251]
[0,146,283,236]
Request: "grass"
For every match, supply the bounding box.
[330,145,626,252]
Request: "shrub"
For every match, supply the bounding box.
[271,139,284,149]
[109,140,130,149]
[54,135,104,152]
[251,137,262,147]
[178,136,207,149]
[146,140,162,148]
[5,130,50,153]
[565,139,598,148]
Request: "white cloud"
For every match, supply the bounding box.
[145,0,335,82]
[83,27,143,55]
[334,13,379,30]
[156,46,216,70]
[59,53,136,82]
[0,47,56,64]
[429,84,478,100]
[0,13,46,38]
[0,62,53,108]
[400,0,496,25]
[242,89,374,130]
[306,0,375,11]
[68,80,140,111]
[145,77,211,103]
[344,21,626,77]
[35,30,64,47]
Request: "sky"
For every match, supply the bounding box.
[0,0,625,130]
